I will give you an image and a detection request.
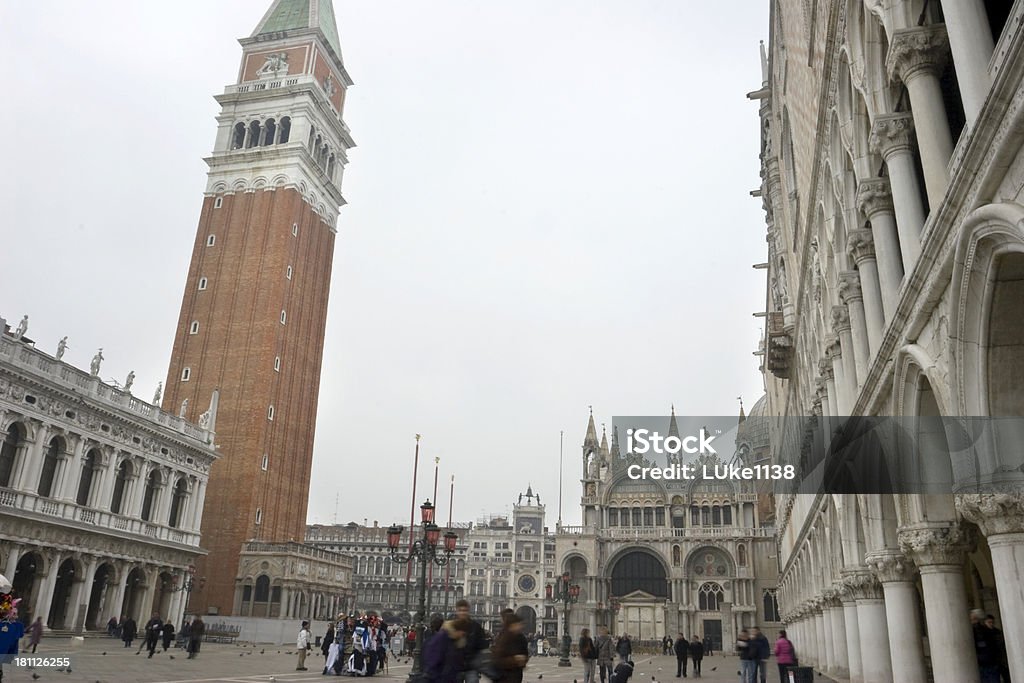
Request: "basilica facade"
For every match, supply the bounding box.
[753,1,1024,682]
[554,408,779,650]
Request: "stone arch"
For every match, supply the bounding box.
[85,561,117,630]
[211,181,228,194]
[607,546,669,598]
[0,421,26,487]
[12,551,43,619]
[685,545,735,579]
[47,556,84,628]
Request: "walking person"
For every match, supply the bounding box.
[160,620,175,652]
[702,635,713,657]
[491,613,529,683]
[321,622,335,675]
[616,634,632,662]
[773,630,795,683]
[750,627,770,683]
[688,635,704,678]
[736,629,756,683]
[579,628,597,683]
[178,619,191,649]
[296,620,311,671]
[143,613,162,658]
[595,626,614,683]
[106,617,118,638]
[422,617,470,683]
[673,632,688,678]
[121,616,137,649]
[455,599,486,683]
[27,617,42,654]
[187,616,204,659]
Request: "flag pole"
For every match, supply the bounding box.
[403,435,421,614]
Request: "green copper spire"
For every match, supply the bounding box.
[252,0,344,62]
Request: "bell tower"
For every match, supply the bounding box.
[163,0,355,615]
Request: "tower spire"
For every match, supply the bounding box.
[738,396,746,423]
[583,405,598,448]
[668,403,680,439]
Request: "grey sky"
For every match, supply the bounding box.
[1,1,768,529]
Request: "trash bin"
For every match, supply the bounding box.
[787,666,814,683]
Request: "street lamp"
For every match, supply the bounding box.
[168,566,204,615]
[387,500,458,683]
[547,571,580,667]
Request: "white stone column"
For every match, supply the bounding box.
[190,480,208,532]
[14,423,50,492]
[107,563,128,624]
[55,437,83,503]
[856,179,904,320]
[68,555,99,633]
[826,338,850,415]
[4,544,22,579]
[825,592,848,680]
[840,594,863,683]
[900,525,979,683]
[943,1,995,128]
[887,25,954,208]
[870,115,927,273]
[847,230,886,354]
[843,568,894,682]
[832,305,860,400]
[838,272,871,382]
[95,449,116,512]
[35,551,64,627]
[818,602,835,675]
[958,496,1024,683]
[866,551,928,683]
[155,469,175,526]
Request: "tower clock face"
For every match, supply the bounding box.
[517,574,536,593]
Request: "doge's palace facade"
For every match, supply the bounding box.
[752,1,1024,682]
[0,325,217,632]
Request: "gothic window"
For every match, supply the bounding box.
[698,582,724,611]
[608,508,618,526]
[643,507,653,527]
[672,545,681,567]
[712,505,722,526]
[242,584,252,604]
[655,507,665,526]
[110,460,131,514]
[763,589,781,622]
[631,508,642,526]
[232,122,246,150]
[0,424,21,487]
[36,437,61,498]
[254,575,271,602]
[358,556,368,575]
[247,121,261,148]
[263,119,276,146]
[701,505,711,526]
[723,506,733,525]
[738,544,747,567]
[314,134,322,159]
[76,449,98,506]
[327,153,336,179]
[279,117,291,143]
[690,505,700,526]
[168,477,188,528]
[375,556,384,576]
[140,469,160,521]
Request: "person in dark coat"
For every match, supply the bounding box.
[106,617,118,637]
[609,659,634,683]
[688,636,704,678]
[121,616,137,648]
[702,635,713,657]
[673,633,689,678]
[616,635,632,662]
[143,613,163,658]
[178,619,191,649]
[749,627,770,683]
[595,626,615,683]
[423,618,470,683]
[579,628,598,683]
[491,614,529,683]
[456,599,487,683]
[187,616,205,659]
[160,621,175,651]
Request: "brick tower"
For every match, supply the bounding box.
[164,0,354,615]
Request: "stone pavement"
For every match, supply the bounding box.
[0,638,761,683]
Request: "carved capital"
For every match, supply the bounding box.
[957,493,1024,536]
[818,356,835,381]
[856,177,895,218]
[887,25,950,84]
[838,271,863,304]
[899,523,975,567]
[865,550,917,583]
[847,228,876,264]
[814,378,829,403]
[821,588,842,608]
[831,305,852,334]
[840,568,884,601]
[825,336,843,361]
[869,114,916,159]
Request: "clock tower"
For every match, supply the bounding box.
[163,0,355,615]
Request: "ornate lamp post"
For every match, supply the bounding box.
[387,500,458,683]
[169,565,204,620]
[546,571,580,667]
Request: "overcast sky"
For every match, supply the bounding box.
[1,1,768,529]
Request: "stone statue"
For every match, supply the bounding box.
[56,336,68,360]
[90,348,104,376]
[153,381,163,406]
[13,315,28,339]
[198,410,211,429]
[179,398,188,418]
[256,52,288,77]
[323,74,336,98]
[124,371,135,393]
